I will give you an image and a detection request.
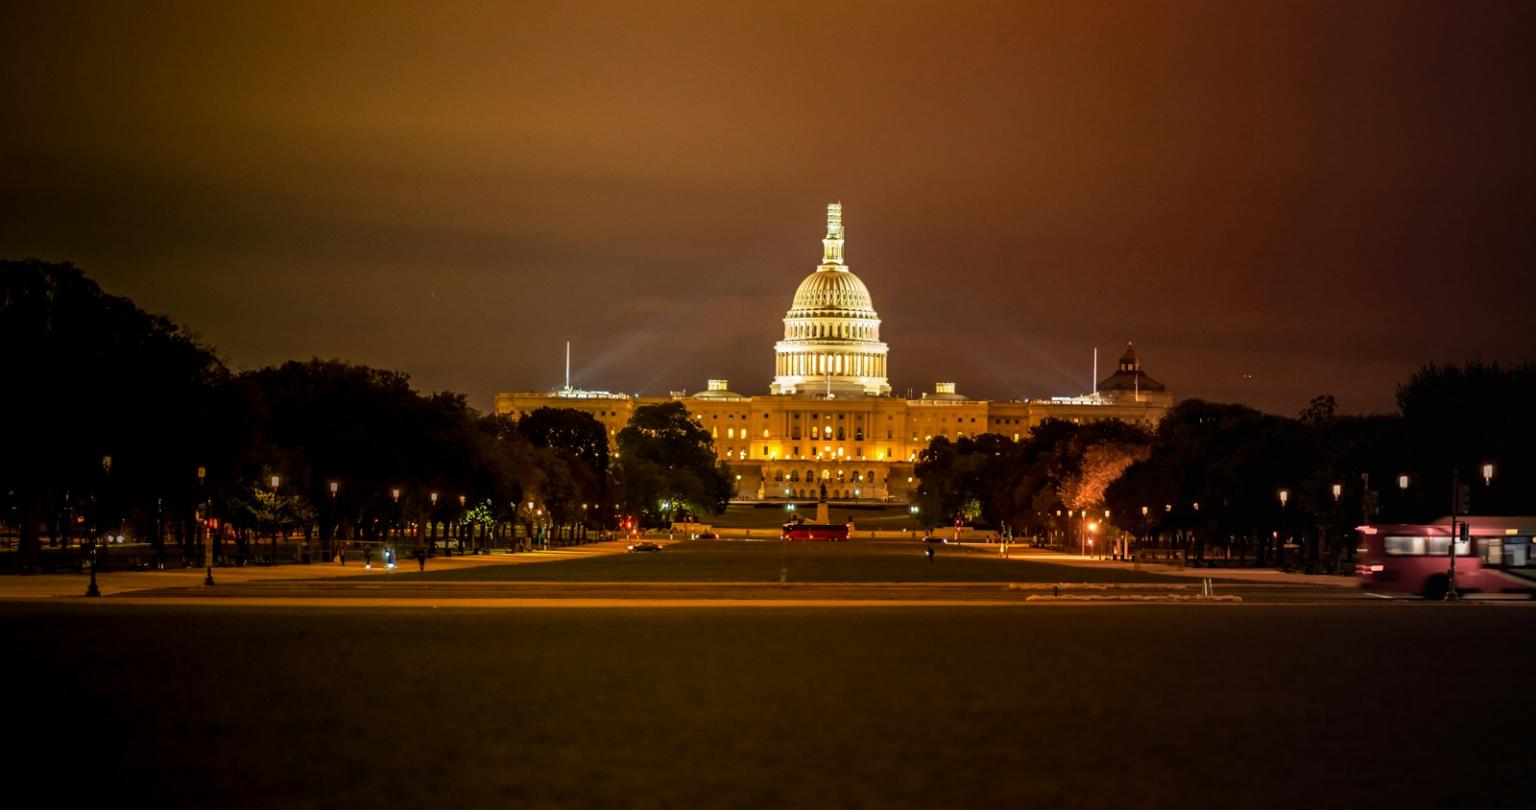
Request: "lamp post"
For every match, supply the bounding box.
[200,467,214,586]
[429,491,438,556]
[459,494,469,553]
[85,460,105,597]
[329,481,339,561]
[1278,488,1290,571]
[1447,469,1462,601]
[87,455,112,596]
[1445,464,1492,602]
[389,488,401,568]
[268,475,281,564]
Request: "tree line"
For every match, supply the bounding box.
[914,371,1534,572]
[0,259,730,569]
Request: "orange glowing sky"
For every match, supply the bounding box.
[3,1,1532,414]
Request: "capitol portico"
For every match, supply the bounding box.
[494,204,1172,502]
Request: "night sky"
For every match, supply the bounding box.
[3,1,1532,416]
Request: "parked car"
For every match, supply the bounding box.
[627,541,662,553]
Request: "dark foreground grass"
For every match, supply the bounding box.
[5,603,1532,809]
[412,540,1189,584]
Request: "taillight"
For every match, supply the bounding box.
[1369,564,1384,572]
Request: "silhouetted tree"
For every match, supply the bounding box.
[1,260,227,569]
[614,402,732,526]
[1396,361,1536,518]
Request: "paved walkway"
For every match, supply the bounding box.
[0,540,638,599]
[960,544,1359,587]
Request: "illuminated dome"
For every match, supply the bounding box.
[790,267,874,313]
[770,203,891,397]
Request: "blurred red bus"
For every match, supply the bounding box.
[1355,517,1536,599]
[781,523,850,542]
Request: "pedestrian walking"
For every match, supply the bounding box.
[363,547,372,569]
[416,547,426,571]
[925,545,934,563]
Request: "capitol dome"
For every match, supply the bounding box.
[770,203,891,397]
[789,266,875,313]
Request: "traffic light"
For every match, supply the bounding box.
[1457,483,1472,515]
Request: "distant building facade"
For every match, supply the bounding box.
[494,204,1172,502]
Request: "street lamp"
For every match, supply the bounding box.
[1446,464,1495,601]
[1331,482,1342,502]
[429,492,438,555]
[1278,489,1291,570]
[1398,474,1410,490]
[85,454,112,597]
[269,475,281,565]
[390,488,402,566]
[198,467,215,585]
[328,481,339,562]
[460,494,470,553]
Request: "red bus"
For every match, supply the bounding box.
[1355,517,1536,599]
[781,523,850,542]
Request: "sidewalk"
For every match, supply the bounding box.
[963,545,1359,588]
[0,540,635,599]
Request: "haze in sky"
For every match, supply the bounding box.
[3,1,1532,415]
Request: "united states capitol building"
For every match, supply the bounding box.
[495,204,1172,502]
